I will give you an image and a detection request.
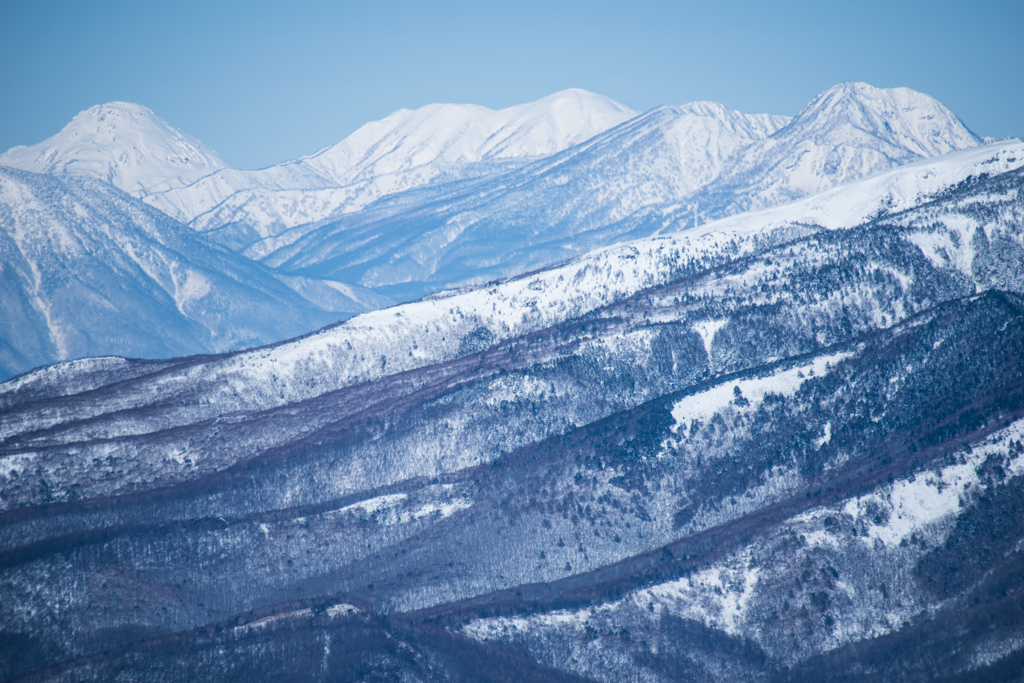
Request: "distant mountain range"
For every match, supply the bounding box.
[0,83,1001,379]
[2,90,639,240]
[263,83,985,300]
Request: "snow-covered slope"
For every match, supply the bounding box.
[0,167,387,380]
[142,89,639,244]
[0,102,228,195]
[252,100,791,296]
[0,84,999,372]
[3,137,1024,682]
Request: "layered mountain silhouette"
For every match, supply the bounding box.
[1,135,1023,680]
[3,80,1024,681]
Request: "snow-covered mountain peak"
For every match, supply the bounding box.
[0,102,228,195]
[706,83,985,210]
[297,90,638,183]
[0,101,226,190]
[785,82,981,156]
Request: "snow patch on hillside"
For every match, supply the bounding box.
[798,418,1024,552]
[464,549,761,641]
[337,493,408,516]
[0,452,37,480]
[694,319,728,355]
[331,485,472,526]
[643,554,760,635]
[849,464,977,548]
[670,351,852,436]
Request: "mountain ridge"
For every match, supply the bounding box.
[142,88,640,235]
[261,88,995,300]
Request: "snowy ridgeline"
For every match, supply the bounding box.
[0,90,640,228]
[3,83,978,251]
[8,139,1020,408]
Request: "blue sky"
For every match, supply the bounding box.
[2,0,1021,169]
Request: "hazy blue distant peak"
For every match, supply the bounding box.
[0,102,228,195]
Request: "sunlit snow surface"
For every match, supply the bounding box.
[332,485,472,526]
[143,89,639,233]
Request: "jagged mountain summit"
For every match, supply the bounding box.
[0,102,228,194]
[1,136,1023,681]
